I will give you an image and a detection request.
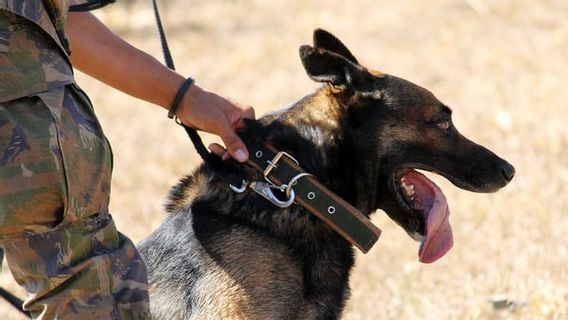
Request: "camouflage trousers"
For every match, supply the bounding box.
[0,84,150,319]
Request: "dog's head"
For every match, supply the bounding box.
[299,29,515,263]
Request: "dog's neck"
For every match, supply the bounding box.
[261,86,381,217]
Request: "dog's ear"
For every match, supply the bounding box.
[313,29,359,64]
[299,45,368,88]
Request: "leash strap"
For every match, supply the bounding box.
[151,0,175,70]
[246,145,381,253]
[151,0,219,165]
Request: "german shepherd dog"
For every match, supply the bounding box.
[138,29,515,320]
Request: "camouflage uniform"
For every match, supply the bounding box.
[0,1,150,318]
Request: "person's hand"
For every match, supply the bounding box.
[176,85,255,162]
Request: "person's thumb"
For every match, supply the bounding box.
[219,124,248,163]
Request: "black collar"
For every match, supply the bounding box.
[232,144,381,253]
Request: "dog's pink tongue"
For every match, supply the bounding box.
[404,170,454,263]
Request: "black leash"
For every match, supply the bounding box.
[151,0,221,166]
[151,0,175,70]
[0,287,29,317]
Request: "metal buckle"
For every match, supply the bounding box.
[228,151,304,209]
[249,182,295,208]
[229,180,296,208]
[285,172,314,198]
[229,180,248,193]
[263,151,299,186]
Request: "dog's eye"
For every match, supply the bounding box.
[437,121,450,130]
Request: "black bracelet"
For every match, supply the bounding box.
[168,77,195,119]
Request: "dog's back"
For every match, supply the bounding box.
[139,209,307,319]
[138,152,352,319]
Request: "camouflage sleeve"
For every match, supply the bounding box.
[0,11,74,102]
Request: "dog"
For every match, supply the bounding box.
[141,28,515,319]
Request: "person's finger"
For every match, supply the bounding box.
[218,122,248,163]
[242,105,255,120]
[208,143,226,157]
[232,105,255,130]
[209,143,231,161]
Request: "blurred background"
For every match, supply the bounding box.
[2,0,567,318]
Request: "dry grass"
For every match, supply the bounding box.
[2,0,567,319]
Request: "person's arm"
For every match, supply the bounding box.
[66,12,254,162]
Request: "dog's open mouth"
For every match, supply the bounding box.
[396,169,454,263]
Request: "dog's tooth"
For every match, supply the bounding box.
[400,179,415,198]
[409,232,424,242]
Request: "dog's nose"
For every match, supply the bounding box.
[501,161,515,182]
